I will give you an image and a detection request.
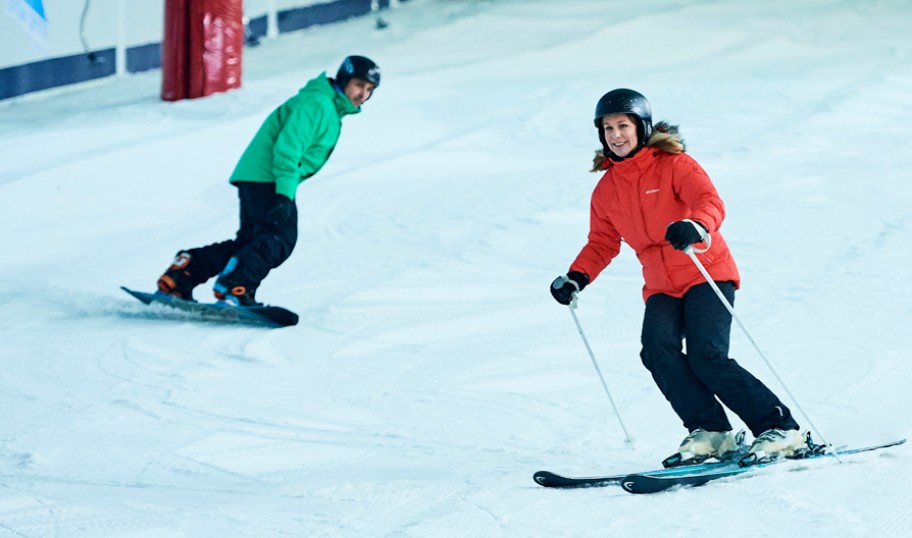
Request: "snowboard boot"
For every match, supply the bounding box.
[662,429,745,468]
[213,257,261,307]
[157,251,196,301]
[740,428,809,466]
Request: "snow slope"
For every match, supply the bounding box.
[1,0,911,536]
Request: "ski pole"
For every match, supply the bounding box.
[683,242,837,459]
[568,293,635,448]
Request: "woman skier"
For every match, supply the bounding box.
[550,88,807,466]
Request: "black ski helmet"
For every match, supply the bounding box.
[593,88,653,150]
[336,55,381,89]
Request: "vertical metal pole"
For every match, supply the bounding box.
[115,0,126,76]
[267,0,279,39]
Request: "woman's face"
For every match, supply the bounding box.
[601,114,639,158]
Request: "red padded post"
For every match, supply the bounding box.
[161,0,243,101]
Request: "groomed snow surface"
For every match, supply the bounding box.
[1,0,910,536]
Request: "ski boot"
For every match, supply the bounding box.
[157,251,196,301]
[663,429,746,468]
[213,257,261,307]
[739,428,809,466]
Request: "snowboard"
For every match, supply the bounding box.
[121,286,298,328]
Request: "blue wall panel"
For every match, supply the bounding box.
[126,43,162,74]
[278,0,372,33]
[248,15,268,40]
[1,49,115,100]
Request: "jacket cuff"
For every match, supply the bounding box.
[274,180,297,200]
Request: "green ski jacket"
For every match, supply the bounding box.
[229,72,360,200]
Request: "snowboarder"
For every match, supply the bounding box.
[550,88,807,464]
[156,55,381,306]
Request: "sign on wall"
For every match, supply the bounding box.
[6,0,48,49]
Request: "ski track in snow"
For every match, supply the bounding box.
[1,0,911,536]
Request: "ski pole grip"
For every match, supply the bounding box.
[684,232,712,254]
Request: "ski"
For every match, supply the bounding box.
[621,438,906,494]
[121,286,299,327]
[534,444,751,488]
[534,459,735,488]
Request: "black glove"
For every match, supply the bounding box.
[665,219,707,251]
[550,271,590,305]
[266,194,295,227]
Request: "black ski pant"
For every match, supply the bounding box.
[640,281,799,437]
[180,182,298,293]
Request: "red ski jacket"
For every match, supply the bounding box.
[570,148,740,302]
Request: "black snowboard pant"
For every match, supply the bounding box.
[640,281,799,437]
[179,182,298,294]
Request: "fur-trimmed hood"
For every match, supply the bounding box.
[591,121,686,172]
